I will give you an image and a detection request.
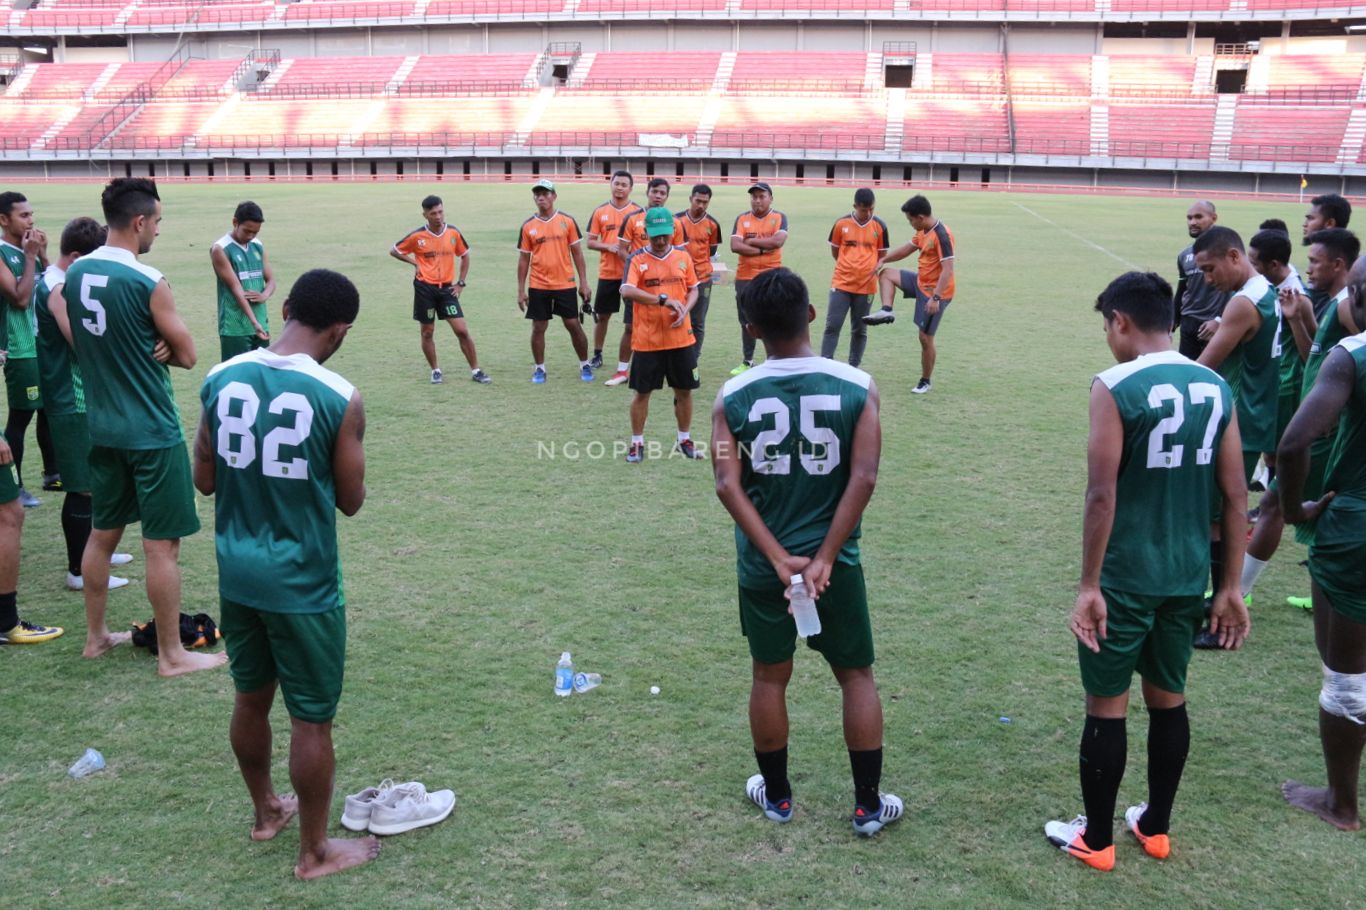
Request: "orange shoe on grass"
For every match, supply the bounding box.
[1044,815,1115,871]
[1125,803,1171,859]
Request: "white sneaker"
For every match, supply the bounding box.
[852,791,904,836]
[745,773,793,823]
[367,782,457,836]
[431,368,443,384]
[341,778,394,832]
[66,573,129,592]
[110,553,134,567]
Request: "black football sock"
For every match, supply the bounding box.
[36,410,56,477]
[1079,715,1127,851]
[755,747,791,802]
[1141,703,1190,836]
[0,590,17,631]
[4,408,31,487]
[849,748,883,810]
[593,348,602,359]
[62,493,92,576]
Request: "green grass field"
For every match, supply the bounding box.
[1,180,1353,909]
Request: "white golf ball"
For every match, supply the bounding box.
[650,686,661,696]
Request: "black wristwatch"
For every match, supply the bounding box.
[657,294,668,306]
[456,279,466,288]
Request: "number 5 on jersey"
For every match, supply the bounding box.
[80,273,108,336]
[217,381,314,479]
[748,394,842,475]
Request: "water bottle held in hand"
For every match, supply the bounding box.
[789,574,822,638]
[68,747,105,779]
[554,651,574,697]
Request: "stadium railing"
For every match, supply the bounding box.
[250,79,535,98]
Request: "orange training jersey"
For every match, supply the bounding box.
[518,211,583,291]
[676,210,722,284]
[912,220,956,298]
[731,209,788,281]
[394,224,469,286]
[621,210,685,255]
[588,201,641,282]
[828,213,890,296]
[622,246,698,352]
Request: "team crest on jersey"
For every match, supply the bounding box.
[25,386,38,401]
[529,228,538,236]
[417,238,427,248]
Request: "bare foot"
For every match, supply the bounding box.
[82,630,132,658]
[157,647,228,678]
[294,837,381,881]
[251,794,299,842]
[1282,780,1362,830]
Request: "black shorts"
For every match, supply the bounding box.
[629,346,700,392]
[595,279,623,316]
[413,281,463,324]
[526,287,579,321]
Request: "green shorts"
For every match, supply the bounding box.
[1292,436,1334,547]
[1078,588,1205,697]
[221,598,346,724]
[1309,499,1366,625]
[0,431,18,504]
[88,443,200,539]
[219,334,268,363]
[4,357,41,411]
[48,412,91,493]
[739,561,874,668]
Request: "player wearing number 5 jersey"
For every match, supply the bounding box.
[63,178,225,678]
[1044,272,1248,873]
[195,268,378,881]
[712,267,902,837]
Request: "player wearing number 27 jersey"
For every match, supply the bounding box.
[1045,272,1248,874]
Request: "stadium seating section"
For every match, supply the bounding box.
[2,49,1363,166]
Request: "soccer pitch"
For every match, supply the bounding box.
[2,180,1350,908]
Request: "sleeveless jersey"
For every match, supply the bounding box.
[33,265,83,416]
[64,245,183,449]
[0,239,24,352]
[1302,287,1352,398]
[1321,334,1366,509]
[1276,267,1306,406]
[1095,351,1233,596]
[200,350,356,613]
[1,239,36,360]
[214,234,268,337]
[721,356,871,586]
[1218,273,1279,454]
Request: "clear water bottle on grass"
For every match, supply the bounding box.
[554,651,574,697]
[789,575,822,638]
[68,747,105,779]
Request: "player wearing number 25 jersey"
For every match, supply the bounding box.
[713,267,903,838]
[1045,272,1248,873]
[194,269,377,881]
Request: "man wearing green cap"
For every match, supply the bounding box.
[620,207,701,463]
[516,180,594,384]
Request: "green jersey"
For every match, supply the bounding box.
[0,238,27,353]
[721,356,871,587]
[1321,333,1366,509]
[200,349,355,613]
[214,233,268,338]
[33,265,83,416]
[64,245,183,449]
[1302,287,1352,399]
[1095,351,1233,596]
[1276,268,1306,405]
[1217,273,1279,454]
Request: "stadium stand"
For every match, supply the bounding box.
[728,51,870,93]
[1229,104,1351,164]
[571,52,720,92]
[1007,54,1092,95]
[1108,101,1218,159]
[711,95,887,151]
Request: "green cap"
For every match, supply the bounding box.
[644,207,674,238]
[531,178,556,193]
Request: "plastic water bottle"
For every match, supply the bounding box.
[573,672,602,693]
[789,575,822,638]
[68,747,105,779]
[554,652,574,697]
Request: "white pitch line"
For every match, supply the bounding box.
[1011,201,1143,271]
